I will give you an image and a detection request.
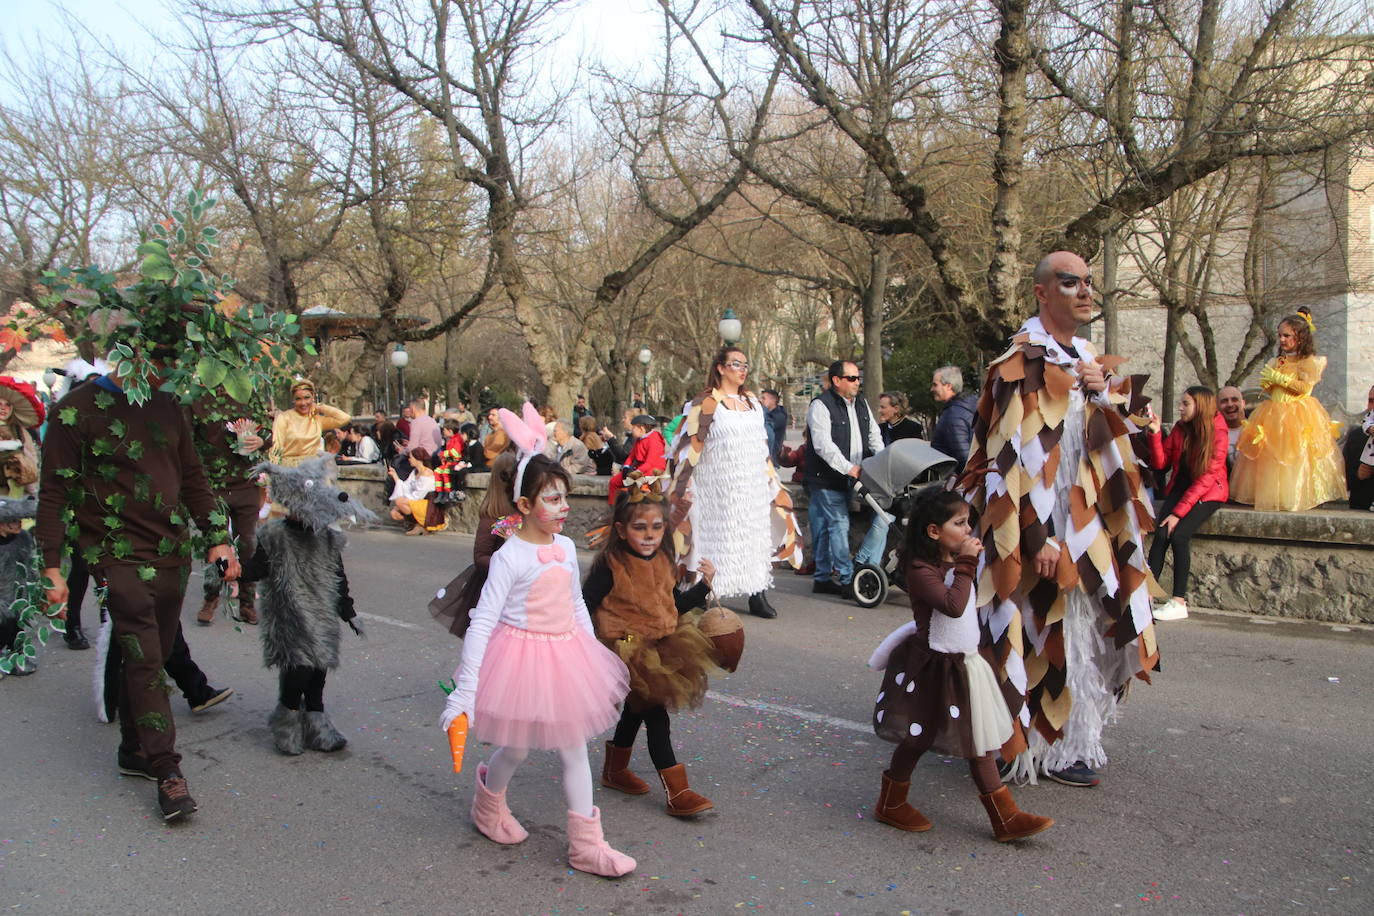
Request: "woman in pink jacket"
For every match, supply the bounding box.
[1145,386,1229,622]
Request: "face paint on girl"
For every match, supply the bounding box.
[617,506,667,558]
[522,482,570,540]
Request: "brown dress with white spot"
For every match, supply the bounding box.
[871,555,1027,761]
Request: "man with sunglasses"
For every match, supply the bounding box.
[962,250,1161,790]
[805,360,883,598]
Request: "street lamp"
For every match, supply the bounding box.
[637,347,652,414]
[390,343,409,409]
[718,308,742,344]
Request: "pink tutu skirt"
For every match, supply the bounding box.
[473,623,630,750]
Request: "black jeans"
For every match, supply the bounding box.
[1148,498,1222,599]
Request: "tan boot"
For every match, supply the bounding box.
[237,597,258,626]
[196,595,218,626]
[874,771,933,832]
[658,764,713,817]
[979,785,1054,842]
[601,742,650,795]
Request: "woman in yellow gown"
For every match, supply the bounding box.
[268,379,351,468]
[1230,310,1346,511]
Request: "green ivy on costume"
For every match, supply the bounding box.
[0,561,66,676]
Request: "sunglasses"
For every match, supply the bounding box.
[1055,271,1094,292]
[838,374,862,383]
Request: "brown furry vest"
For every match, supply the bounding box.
[593,551,678,641]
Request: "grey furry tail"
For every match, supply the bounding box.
[93,617,112,723]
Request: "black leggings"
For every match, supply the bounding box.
[279,666,328,712]
[1148,497,1222,599]
[888,735,1001,794]
[611,703,677,770]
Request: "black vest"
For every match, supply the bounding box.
[804,388,875,492]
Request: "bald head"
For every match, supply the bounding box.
[1217,386,1245,428]
[1034,250,1095,341]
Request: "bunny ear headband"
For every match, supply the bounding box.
[498,402,548,499]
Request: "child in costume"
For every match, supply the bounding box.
[868,489,1053,842]
[242,456,376,755]
[0,496,40,676]
[440,404,636,879]
[606,415,665,505]
[584,475,718,817]
[1231,308,1347,511]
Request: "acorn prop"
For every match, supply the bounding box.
[696,602,744,673]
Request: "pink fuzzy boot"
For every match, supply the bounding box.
[470,763,528,845]
[566,807,636,878]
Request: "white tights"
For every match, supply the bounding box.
[483,743,594,817]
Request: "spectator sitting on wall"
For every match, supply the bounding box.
[1342,382,1374,511]
[929,366,977,470]
[336,424,382,464]
[876,391,924,445]
[552,418,596,475]
[581,416,614,476]
[607,414,666,504]
[1217,386,1246,475]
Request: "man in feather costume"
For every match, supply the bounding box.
[963,251,1161,788]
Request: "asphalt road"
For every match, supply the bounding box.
[2,527,1371,915]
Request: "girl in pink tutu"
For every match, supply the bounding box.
[440,404,635,879]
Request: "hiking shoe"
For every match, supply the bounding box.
[1153,598,1189,621]
[1045,762,1100,787]
[190,686,234,714]
[157,773,198,821]
[117,749,158,782]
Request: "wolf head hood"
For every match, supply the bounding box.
[252,456,378,531]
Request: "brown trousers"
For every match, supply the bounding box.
[101,564,190,778]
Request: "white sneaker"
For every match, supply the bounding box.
[1153,598,1189,621]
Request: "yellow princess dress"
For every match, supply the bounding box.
[1230,355,1347,511]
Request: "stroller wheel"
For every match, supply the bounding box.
[852,564,888,608]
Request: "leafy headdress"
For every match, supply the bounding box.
[41,190,312,406]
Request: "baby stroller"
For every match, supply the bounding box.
[850,439,958,608]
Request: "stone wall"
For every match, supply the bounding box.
[1171,506,1374,625]
[337,463,1373,624]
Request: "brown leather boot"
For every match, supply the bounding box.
[979,785,1054,842]
[196,595,218,626]
[237,597,258,626]
[658,764,713,816]
[600,742,650,795]
[874,771,933,832]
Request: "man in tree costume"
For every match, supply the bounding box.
[36,360,239,820]
[962,251,1161,788]
[36,192,311,820]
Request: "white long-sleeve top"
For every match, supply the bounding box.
[391,470,436,502]
[807,395,885,475]
[447,534,594,720]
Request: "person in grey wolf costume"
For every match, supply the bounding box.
[242,457,376,755]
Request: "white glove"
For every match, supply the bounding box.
[439,689,473,732]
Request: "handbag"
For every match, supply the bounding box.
[696,599,745,672]
[422,497,448,530]
[428,564,486,638]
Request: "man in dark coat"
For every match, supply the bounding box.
[930,366,978,471]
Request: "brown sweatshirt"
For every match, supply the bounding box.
[36,379,225,570]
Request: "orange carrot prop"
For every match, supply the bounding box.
[447,714,469,774]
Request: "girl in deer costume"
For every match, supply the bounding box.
[440,404,636,879]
